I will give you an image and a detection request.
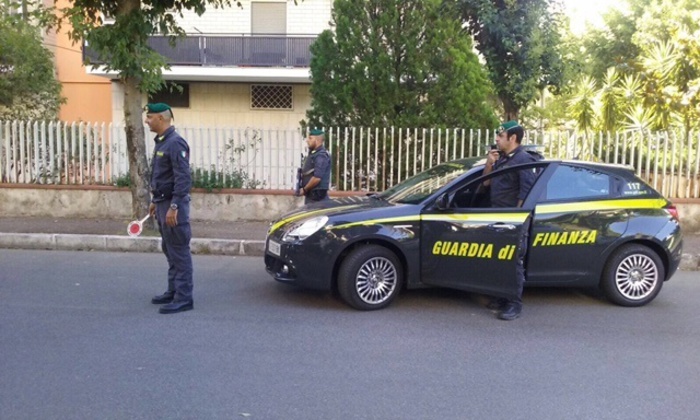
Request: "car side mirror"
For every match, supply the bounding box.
[435,193,449,210]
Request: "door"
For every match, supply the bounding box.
[420,167,538,300]
[527,163,629,284]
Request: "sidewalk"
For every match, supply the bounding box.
[0,216,698,270]
[0,217,270,256]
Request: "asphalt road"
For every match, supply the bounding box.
[1,250,699,420]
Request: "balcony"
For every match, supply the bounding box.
[84,34,317,68]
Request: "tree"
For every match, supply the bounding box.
[305,0,498,129]
[0,5,63,120]
[579,7,640,81]
[568,76,597,134]
[632,0,700,133]
[54,0,238,219]
[456,0,567,121]
[570,0,700,133]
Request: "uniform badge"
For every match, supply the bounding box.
[181,151,187,158]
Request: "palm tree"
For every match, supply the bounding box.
[599,68,621,133]
[639,40,679,130]
[568,76,598,160]
[569,76,598,134]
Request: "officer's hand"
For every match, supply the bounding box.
[486,150,500,165]
[149,203,156,217]
[166,209,178,227]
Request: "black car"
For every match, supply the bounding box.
[265,157,683,310]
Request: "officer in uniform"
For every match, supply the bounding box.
[300,128,332,204]
[145,103,194,314]
[483,120,538,320]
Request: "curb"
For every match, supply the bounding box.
[0,233,698,270]
[0,233,266,257]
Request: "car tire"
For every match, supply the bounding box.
[337,245,403,311]
[601,244,665,307]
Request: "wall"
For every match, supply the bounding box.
[0,186,329,222]
[53,0,113,123]
[112,82,311,129]
[1,186,699,233]
[177,0,332,34]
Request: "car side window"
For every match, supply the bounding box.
[451,180,490,208]
[543,165,610,201]
[451,164,543,209]
[620,179,656,197]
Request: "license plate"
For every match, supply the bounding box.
[268,240,281,256]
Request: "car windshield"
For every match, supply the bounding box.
[379,159,480,204]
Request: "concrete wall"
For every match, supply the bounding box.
[1,186,699,232]
[112,82,311,129]
[0,186,312,221]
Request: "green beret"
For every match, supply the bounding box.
[309,128,325,136]
[146,103,172,115]
[497,120,520,133]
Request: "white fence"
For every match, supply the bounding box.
[1,120,699,199]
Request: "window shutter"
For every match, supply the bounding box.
[251,2,287,35]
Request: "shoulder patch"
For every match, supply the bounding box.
[180,151,187,158]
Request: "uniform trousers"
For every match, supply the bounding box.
[304,189,329,204]
[511,216,531,306]
[155,200,193,302]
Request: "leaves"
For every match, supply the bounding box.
[306,0,497,129]
[566,0,700,134]
[0,12,63,120]
[456,0,566,119]
[568,76,598,133]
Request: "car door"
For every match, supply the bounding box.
[419,163,544,300]
[526,163,629,285]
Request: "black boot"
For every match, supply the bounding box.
[159,300,194,314]
[151,291,175,304]
[498,301,522,320]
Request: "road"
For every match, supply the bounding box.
[1,250,699,420]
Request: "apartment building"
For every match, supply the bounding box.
[54,0,113,123]
[86,0,333,130]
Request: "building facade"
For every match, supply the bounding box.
[53,0,114,122]
[87,0,332,130]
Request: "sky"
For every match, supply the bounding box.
[562,0,621,34]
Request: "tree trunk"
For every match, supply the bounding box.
[501,95,520,122]
[122,77,152,225]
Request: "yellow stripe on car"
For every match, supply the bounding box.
[277,198,666,234]
[328,213,530,230]
[327,216,421,230]
[536,198,667,214]
[268,204,364,234]
[421,213,530,223]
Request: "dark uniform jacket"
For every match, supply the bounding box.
[302,145,331,190]
[490,146,537,208]
[150,126,192,206]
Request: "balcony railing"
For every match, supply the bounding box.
[84,34,317,68]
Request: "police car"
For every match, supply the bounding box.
[264,157,683,310]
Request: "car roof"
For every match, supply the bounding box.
[448,157,636,174]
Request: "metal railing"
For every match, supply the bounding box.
[1,120,699,199]
[83,34,317,67]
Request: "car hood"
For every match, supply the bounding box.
[268,195,402,235]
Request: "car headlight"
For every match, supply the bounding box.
[282,216,328,242]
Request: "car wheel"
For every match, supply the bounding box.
[337,245,403,311]
[601,244,665,307]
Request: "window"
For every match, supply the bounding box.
[148,83,190,108]
[544,165,610,201]
[251,85,293,110]
[620,178,655,197]
[251,2,287,34]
